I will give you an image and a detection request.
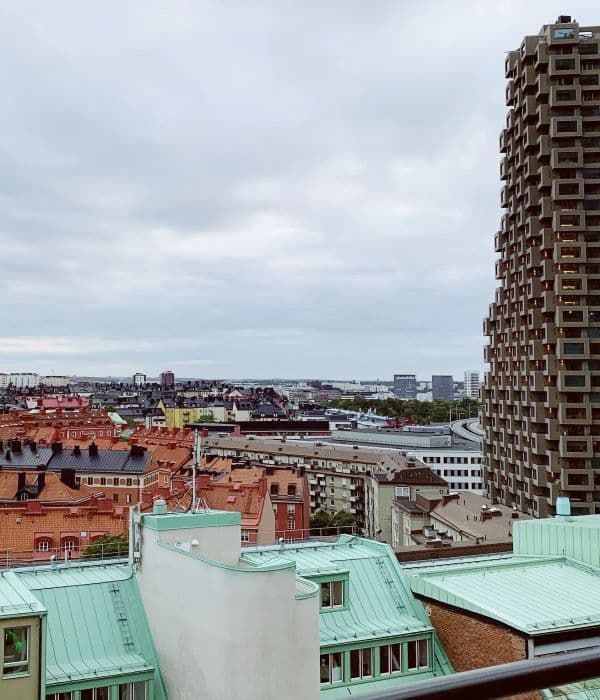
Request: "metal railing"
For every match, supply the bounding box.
[360,647,600,699]
[0,544,129,569]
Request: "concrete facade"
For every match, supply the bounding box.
[483,17,600,517]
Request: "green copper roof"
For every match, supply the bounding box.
[514,515,600,569]
[0,570,46,618]
[406,555,600,634]
[17,564,167,697]
[243,536,452,679]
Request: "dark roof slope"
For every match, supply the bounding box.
[48,448,149,474]
[0,446,53,468]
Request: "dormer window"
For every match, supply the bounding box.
[321,580,344,608]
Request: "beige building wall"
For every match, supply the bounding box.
[0,615,42,700]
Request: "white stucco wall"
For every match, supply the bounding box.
[155,523,242,565]
[138,525,320,700]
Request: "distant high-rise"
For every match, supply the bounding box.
[464,371,481,399]
[160,370,175,389]
[133,372,146,386]
[432,375,453,401]
[483,16,600,518]
[393,374,417,399]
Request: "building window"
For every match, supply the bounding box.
[407,639,429,671]
[126,494,132,504]
[113,478,119,486]
[287,504,295,514]
[113,494,119,502]
[320,652,343,685]
[395,486,410,498]
[47,693,73,700]
[117,682,147,700]
[241,530,250,543]
[81,688,110,700]
[126,478,133,487]
[3,626,29,675]
[287,484,296,495]
[379,643,401,675]
[100,477,106,486]
[63,539,77,552]
[37,540,49,552]
[321,580,344,608]
[350,648,373,680]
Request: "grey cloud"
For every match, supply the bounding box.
[0,1,594,377]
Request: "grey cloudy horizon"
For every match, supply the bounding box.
[1,1,595,380]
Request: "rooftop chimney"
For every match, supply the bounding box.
[88,443,99,458]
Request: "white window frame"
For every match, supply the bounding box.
[37,540,49,552]
[379,642,402,675]
[320,580,344,609]
[240,530,250,543]
[3,625,29,676]
[407,638,430,671]
[350,647,373,680]
[320,652,343,685]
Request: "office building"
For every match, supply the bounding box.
[483,16,600,517]
[431,376,454,401]
[160,370,175,389]
[463,371,480,399]
[133,372,146,386]
[393,374,417,399]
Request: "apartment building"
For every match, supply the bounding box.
[463,371,480,399]
[483,16,600,517]
[202,435,416,527]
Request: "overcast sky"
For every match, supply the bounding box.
[0,2,596,380]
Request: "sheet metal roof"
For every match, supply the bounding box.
[16,564,166,696]
[47,448,149,474]
[0,446,53,468]
[0,570,46,618]
[243,538,434,644]
[406,555,600,635]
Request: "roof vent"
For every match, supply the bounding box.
[557,15,572,24]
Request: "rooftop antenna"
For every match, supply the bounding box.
[192,428,199,511]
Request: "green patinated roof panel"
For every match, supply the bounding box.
[0,571,46,618]
[17,564,167,698]
[242,536,453,678]
[406,556,600,634]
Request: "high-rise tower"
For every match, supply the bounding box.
[483,16,600,517]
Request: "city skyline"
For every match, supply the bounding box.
[1,2,596,377]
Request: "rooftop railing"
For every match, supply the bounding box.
[0,544,129,569]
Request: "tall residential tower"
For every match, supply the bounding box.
[483,16,600,517]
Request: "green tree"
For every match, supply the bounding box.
[199,410,216,423]
[310,509,333,532]
[332,510,356,534]
[82,534,128,560]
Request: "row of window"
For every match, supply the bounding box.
[422,456,483,465]
[320,639,430,686]
[81,477,136,486]
[46,682,147,699]
[431,469,482,478]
